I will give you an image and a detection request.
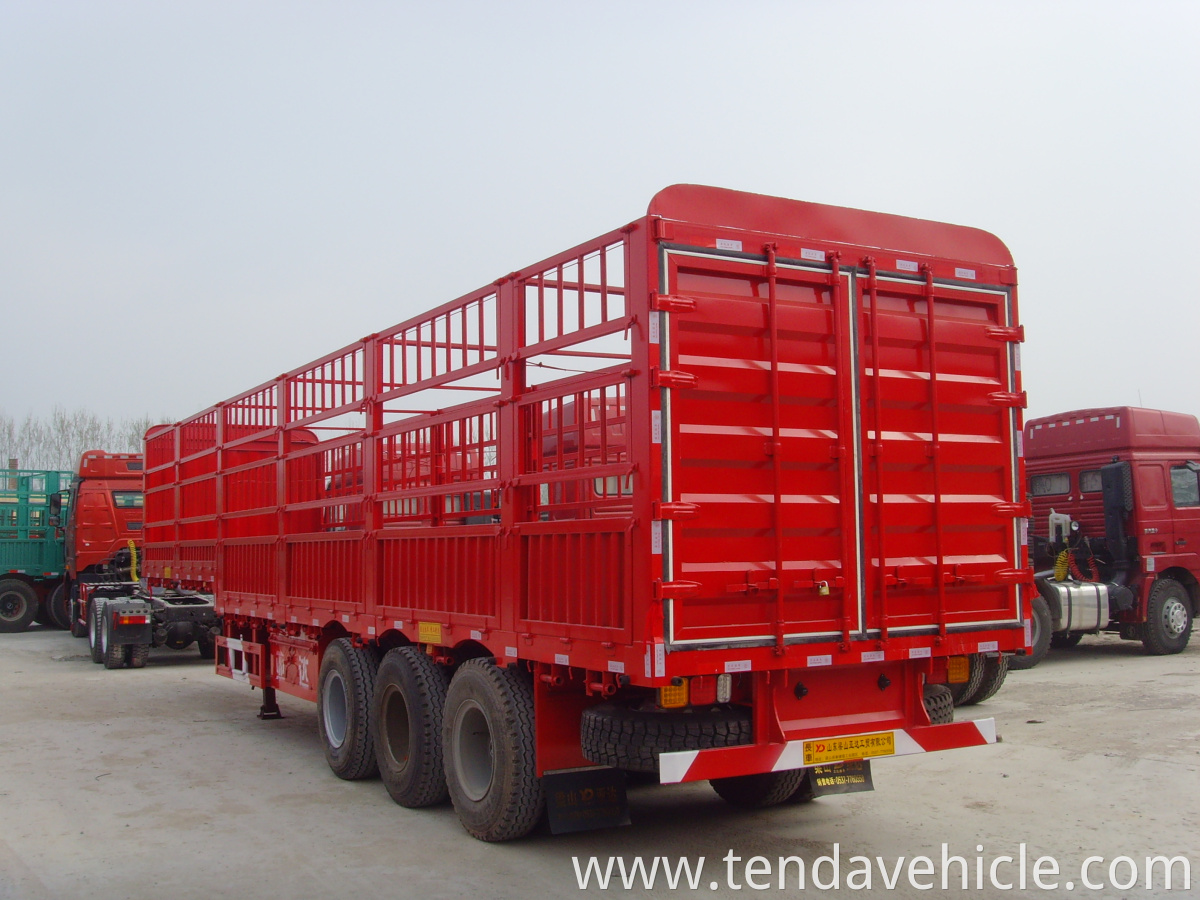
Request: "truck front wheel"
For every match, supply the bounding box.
[1142,578,1193,655]
[0,579,38,633]
[47,583,71,631]
[443,660,543,842]
[1009,594,1052,670]
[317,638,379,780]
[374,647,449,808]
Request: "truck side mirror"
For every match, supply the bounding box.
[48,491,62,526]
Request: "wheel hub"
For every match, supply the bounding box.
[0,593,20,620]
[1162,598,1189,637]
[453,699,494,802]
[322,670,349,749]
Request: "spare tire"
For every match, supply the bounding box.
[581,703,752,773]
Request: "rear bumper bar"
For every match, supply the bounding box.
[658,718,997,784]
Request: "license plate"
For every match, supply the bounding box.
[802,731,895,765]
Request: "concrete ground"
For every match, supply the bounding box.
[1,626,1196,900]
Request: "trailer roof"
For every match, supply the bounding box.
[1025,407,1200,457]
[648,185,1014,266]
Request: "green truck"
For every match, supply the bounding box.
[0,467,72,632]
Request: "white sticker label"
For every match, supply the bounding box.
[1013,344,1022,372]
[554,653,569,666]
[908,647,932,659]
[1020,518,1029,546]
[807,654,833,667]
[644,646,652,678]
[724,659,752,673]
[607,660,625,674]
[654,643,666,678]
[716,238,743,252]
[1023,620,1032,648]
[978,640,999,653]
[342,615,349,623]
[367,626,376,635]
[955,267,977,280]
[505,646,518,658]
[801,248,824,262]
[1016,431,1024,458]
[649,311,660,344]
[861,650,885,663]
[394,620,404,630]
[897,259,919,273]
[652,520,663,554]
[1146,557,1156,572]
[652,410,662,444]
[470,630,482,640]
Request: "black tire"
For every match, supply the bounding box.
[787,769,816,804]
[923,684,954,725]
[126,643,150,668]
[711,769,808,808]
[196,634,216,660]
[87,601,105,663]
[373,647,450,808]
[102,608,127,669]
[949,654,986,706]
[46,582,70,630]
[1009,593,1052,670]
[69,591,87,638]
[316,638,379,780]
[580,704,753,773]
[1142,577,1193,655]
[959,654,1008,706]
[1050,632,1084,649]
[0,579,38,633]
[443,660,544,842]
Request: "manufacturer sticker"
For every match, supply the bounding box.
[1146,557,1156,572]
[1024,619,1032,647]
[803,732,895,765]
[978,640,999,653]
[393,620,404,630]
[716,238,742,252]
[651,520,663,554]
[801,248,824,262]
[654,643,666,678]
[607,660,625,674]
[652,410,662,444]
[807,654,833,667]
[417,621,443,644]
[955,267,977,280]
[724,659,752,673]
[470,629,482,640]
[896,259,919,273]
[908,647,931,659]
[505,646,518,658]
[554,653,569,666]
[649,312,660,344]
[861,650,885,663]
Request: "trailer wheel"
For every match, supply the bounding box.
[1050,632,1084,649]
[443,660,544,842]
[102,608,127,669]
[1009,594,1052,670]
[580,703,753,773]
[1142,578,1193,655]
[787,769,816,804]
[126,644,150,668]
[87,602,106,663]
[47,583,70,631]
[373,647,449,808]
[0,579,38,633]
[923,684,954,725]
[711,768,808,809]
[317,638,379,780]
[959,654,1008,706]
[949,654,986,706]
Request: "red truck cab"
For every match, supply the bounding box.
[53,451,144,633]
[1023,407,1199,665]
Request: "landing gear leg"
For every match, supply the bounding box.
[258,686,282,720]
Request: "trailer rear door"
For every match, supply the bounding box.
[659,248,1022,649]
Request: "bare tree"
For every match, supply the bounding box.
[0,407,167,471]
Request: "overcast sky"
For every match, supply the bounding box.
[2,1,1197,427]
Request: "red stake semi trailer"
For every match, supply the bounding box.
[141,185,1030,841]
